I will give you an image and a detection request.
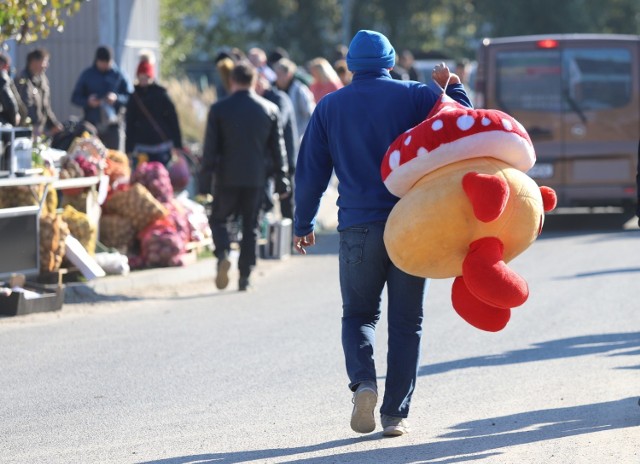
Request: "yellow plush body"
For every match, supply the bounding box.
[384,157,545,279]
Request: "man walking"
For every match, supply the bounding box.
[199,61,289,291]
[293,30,472,436]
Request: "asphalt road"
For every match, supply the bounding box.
[1,223,639,463]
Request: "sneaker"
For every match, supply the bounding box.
[215,258,231,290]
[350,382,377,434]
[381,414,410,437]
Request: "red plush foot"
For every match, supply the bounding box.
[462,237,529,309]
[462,172,509,222]
[451,276,511,332]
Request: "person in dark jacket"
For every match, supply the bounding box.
[125,52,182,166]
[14,48,63,138]
[0,52,21,126]
[199,60,290,291]
[71,46,132,151]
[293,30,472,437]
[256,72,298,218]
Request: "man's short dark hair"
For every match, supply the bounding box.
[26,48,49,65]
[95,46,113,63]
[230,60,257,86]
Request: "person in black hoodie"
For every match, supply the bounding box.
[125,52,182,165]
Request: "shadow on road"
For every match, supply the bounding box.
[63,285,143,304]
[63,285,225,304]
[135,398,640,464]
[418,332,640,377]
[554,266,640,279]
[134,437,373,464]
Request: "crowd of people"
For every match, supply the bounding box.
[0,38,471,301]
[0,38,476,294]
[1,45,183,165]
[195,42,440,291]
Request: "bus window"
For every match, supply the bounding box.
[564,48,632,110]
[496,51,563,112]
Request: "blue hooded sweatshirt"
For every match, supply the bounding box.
[294,69,472,237]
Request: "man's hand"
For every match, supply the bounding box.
[49,123,63,136]
[432,62,460,88]
[275,176,291,197]
[294,232,315,255]
[105,92,117,105]
[88,94,101,108]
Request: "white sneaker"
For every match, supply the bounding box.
[381,414,410,437]
[350,382,378,433]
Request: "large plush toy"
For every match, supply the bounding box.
[381,93,557,332]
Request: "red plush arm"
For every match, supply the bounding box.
[462,172,509,222]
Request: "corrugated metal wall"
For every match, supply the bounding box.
[12,0,159,124]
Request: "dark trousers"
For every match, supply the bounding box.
[98,124,124,152]
[210,186,262,278]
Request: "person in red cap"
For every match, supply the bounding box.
[125,51,183,167]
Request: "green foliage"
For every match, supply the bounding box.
[0,0,86,44]
[160,0,255,79]
[473,0,639,37]
[159,0,640,78]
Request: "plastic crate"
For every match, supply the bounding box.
[0,283,64,316]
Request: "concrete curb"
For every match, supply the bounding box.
[63,257,216,303]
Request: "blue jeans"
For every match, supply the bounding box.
[339,222,428,418]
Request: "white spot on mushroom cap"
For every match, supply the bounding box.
[481,117,491,126]
[502,118,513,131]
[404,135,412,146]
[432,120,443,131]
[457,115,475,131]
[389,150,401,170]
[417,147,428,157]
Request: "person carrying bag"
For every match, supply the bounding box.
[125,54,183,168]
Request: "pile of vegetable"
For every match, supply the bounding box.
[62,205,97,255]
[40,214,70,273]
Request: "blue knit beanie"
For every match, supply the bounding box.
[346,30,396,72]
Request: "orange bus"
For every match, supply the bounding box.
[474,34,640,218]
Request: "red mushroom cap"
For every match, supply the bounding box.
[381,95,536,197]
